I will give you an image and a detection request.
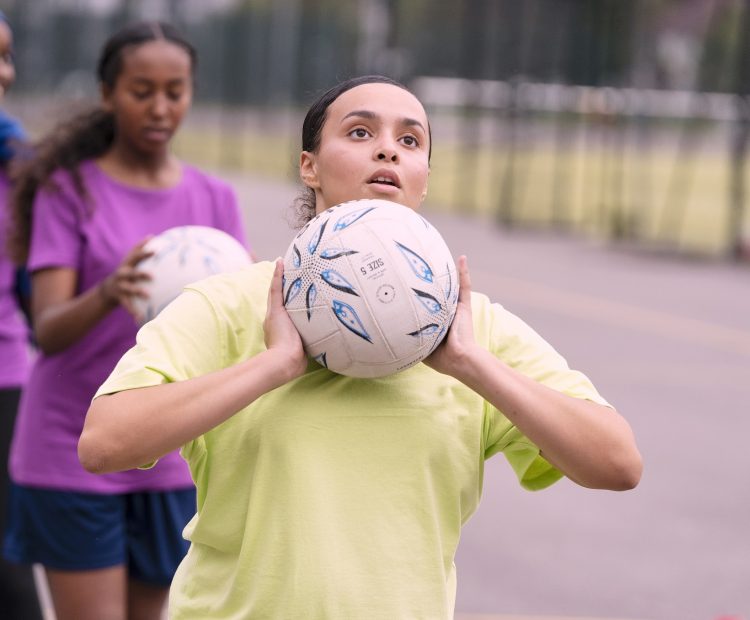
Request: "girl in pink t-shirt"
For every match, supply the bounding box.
[4,21,248,620]
[0,11,44,620]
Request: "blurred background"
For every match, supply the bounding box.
[2,1,748,620]
[4,0,750,259]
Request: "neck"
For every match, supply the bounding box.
[98,142,180,189]
[314,191,329,215]
[109,138,171,170]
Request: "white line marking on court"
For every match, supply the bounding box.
[33,563,55,620]
[472,270,750,358]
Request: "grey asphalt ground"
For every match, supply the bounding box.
[227,172,749,620]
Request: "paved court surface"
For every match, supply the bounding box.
[226,172,748,620]
[455,616,646,620]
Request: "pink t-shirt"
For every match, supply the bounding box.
[0,170,31,389]
[9,160,248,493]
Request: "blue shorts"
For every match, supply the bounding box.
[3,484,196,586]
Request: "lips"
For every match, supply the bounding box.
[367,169,401,189]
[143,127,172,142]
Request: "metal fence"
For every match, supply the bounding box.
[3,0,750,258]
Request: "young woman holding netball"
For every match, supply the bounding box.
[80,75,640,620]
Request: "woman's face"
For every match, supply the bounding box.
[102,39,193,157]
[301,82,430,214]
[0,21,16,98]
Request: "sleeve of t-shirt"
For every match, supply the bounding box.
[94,287,226,469]
[27,184,83,272]
[482,301,611,491]
[95,287,225,395]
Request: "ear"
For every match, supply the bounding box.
[299,151,320,189]
[100,82,114,113]
[420,168,430,202]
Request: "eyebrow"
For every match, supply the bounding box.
[129,76,187,85]
[341,110,426,134]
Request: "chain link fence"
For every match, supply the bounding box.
[3,0,750,258]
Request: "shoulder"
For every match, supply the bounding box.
[470,289,562,359]
[470,289,531,336]
[185,261,275,322]
[468,290,495,339]
[45,159,100,194]
[181,164,235,199]
[34,162,96,213]
[179,165,239,213]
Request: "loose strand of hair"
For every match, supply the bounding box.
[289,187,316,228]
[7,108,115,264]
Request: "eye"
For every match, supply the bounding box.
[400,135,420,148]
[348,127,371,140]
[167,89,184,102]
[131,89,151,100]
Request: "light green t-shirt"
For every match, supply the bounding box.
[96,261,609,620]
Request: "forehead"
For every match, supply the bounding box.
[326,83,428,127]
[119,39,192,77]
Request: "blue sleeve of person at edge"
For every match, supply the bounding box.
[0,109,27,163]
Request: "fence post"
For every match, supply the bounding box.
[729,0,750,259]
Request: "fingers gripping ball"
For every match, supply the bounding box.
[282,199,458,378]
[133,225,251,325]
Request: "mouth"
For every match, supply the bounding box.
[143,127,172,142]
[367,170,401,189]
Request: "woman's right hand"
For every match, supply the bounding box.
[32,238,155,354]
[263,258,307,382]
[99,237,154,317]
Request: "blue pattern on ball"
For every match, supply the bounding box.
[332,300,372,342]
[306,283,317,320]
[321,269,358,296]
[412,288,442,313]
[308,220,327,255]
[407,323,441,336]
[395,241,433,283]
[320,247,358,259]
[284,277,302,305]
[333,206,376,231]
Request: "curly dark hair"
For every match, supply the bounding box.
[7,21,196,264]
[290,75,432,228]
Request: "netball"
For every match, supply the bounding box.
[282,198,458,378]
[134,225,251,325]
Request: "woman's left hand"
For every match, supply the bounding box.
[423,255,479,377]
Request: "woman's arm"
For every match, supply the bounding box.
[32,239,152,354]
[425,257,643,491]
[78,259,307,474]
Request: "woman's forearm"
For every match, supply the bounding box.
[455,346,642,490]
[34,282,118,354]
[78,349,297,474]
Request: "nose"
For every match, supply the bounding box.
[150,92,169,117]
[375,147,398,163]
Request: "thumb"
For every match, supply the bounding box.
[267,258,284,309]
